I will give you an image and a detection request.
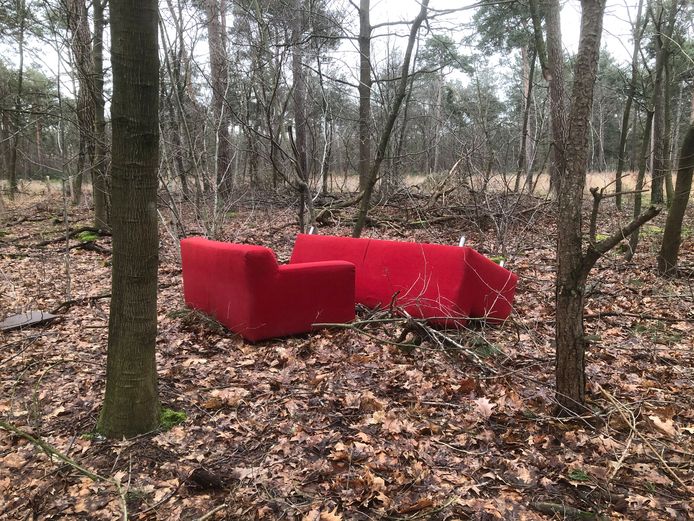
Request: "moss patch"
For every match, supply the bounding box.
[160,408,186,431]
[77,231,99,243]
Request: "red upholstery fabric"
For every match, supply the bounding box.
[290,234,517,325]
[181,237,355,341]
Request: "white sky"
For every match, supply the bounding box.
[2,0,644,102]
[367,0,640,63]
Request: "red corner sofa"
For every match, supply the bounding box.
[180,237,355,341]
[290,234,517,325]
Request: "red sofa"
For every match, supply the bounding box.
[290,234,517,325]
[180,237,355,341]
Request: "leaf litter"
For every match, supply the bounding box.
[0,192,692,520]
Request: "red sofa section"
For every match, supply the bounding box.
[181,237,355,341]
[290,234,517,325]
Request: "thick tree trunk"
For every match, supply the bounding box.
[615,0,646,210]
[657,122,694,274]
[93,0,109,229]
[358,0,372,191]
[98,0,160,439]
[555,0,605,415]
[206,0,232,198]
[352,0,429,237]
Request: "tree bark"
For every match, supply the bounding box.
[93,0,109,229]
[206,0,232,198]
[555,0,605,414]
[657,122,694,274]
[358,0,372,191]
[515,46,536,192]
[352,0,429,237]
[627,109,655,259]
[67,0,96,206]
[292,0,309,229]
[98,0,160,438]
[8,0,25,200]
[546,0,566,197]
[650,0,679,205]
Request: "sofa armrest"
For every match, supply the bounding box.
[241,260,355,340]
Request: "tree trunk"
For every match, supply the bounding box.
[93,0,109,229]
[358,0,372,191]
[67,0,96,207]
[657,122,694,274]
[546,0,566,197]
[98,0,160,439]
[432,72,443,175]
[515,46,536,192]
[352,0,429,237]
[650,0,678,205]
[615,0,646,210]
[627,109,655,259]
[316,54,332,195]
[662,55,674,204]
[292,0,309,229]
[555,0,605,415]
[206,0,232,199]
[8,0,25,200]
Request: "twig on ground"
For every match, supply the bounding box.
[0,419,105,482]
[598,385,688,489]
[194,504,226,521]
[530,501,605,520]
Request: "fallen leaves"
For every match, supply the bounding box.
[1,195,692,520]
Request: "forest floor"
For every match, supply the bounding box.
[0,184,692,520]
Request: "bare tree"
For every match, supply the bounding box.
[552,0,660,414]
[352,0,429,237]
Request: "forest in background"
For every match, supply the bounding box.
[0,0,693,519]
[0,0,692,211]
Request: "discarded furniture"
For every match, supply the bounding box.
[290,234,517,325]
[0,311,59,332]
[180,237,355,341]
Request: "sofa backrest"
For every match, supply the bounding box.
[291,234,517,323]
[181,237,278,330]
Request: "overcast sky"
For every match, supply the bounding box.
[367,0,640,63]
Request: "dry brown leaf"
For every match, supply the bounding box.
[473,397,496,419]
[648,415,678,437]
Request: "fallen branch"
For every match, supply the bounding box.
[34,227,111,248]
[584,311,694,323]
[530,502,605,520]
[51,293,112,314]
[194,504,226,521]
[0,420,105,482]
